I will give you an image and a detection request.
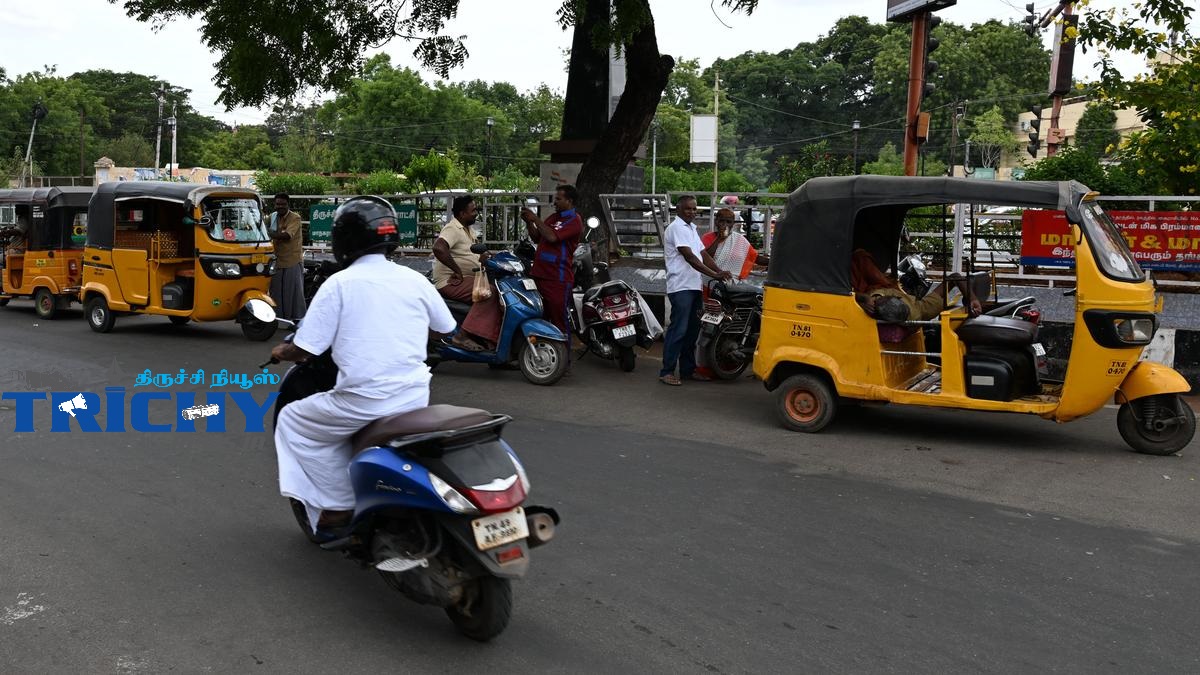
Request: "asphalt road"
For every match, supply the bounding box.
[1,302,1198,673]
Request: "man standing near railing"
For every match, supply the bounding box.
[267,193,306,321]
[521,184,583,336]
[659,195,731,386]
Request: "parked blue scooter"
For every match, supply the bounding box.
[427,243,570,385]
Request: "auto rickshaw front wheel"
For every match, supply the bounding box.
[1117,394,1196,456]
[242,318,278,342]
[776,373,837,433]
[34,288,57,320]
[85,296,115,333]
[0,297,9,307]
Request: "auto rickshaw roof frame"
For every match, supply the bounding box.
[86,182,262,250]
[766,176,1091,296]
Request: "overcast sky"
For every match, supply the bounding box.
[1,1,1182,125]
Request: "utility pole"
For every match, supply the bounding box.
[485,116,494,184]
[712,70,720,196]
[650,120,658,194]
[168,102,178,180]
[852,120,861,174]
[1040,1,1076,157]
[947,103,963,175]
[154,83,165,176]
[22,102,48,188]
[902,12,929,176]
[79,107,86,180]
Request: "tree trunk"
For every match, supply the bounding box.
[574,0,674,257]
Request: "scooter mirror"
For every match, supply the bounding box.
[586,216,600,229]
[245,298,277,324]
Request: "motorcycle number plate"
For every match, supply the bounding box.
[701,312,724,325]
[472,507,528,551]
[522,278,538,291]
[612,324,637,340]
[1033,343,1046,357]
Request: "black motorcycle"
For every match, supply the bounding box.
[698,278,763,380]
[303,256,340,305]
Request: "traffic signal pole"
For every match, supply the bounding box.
[902,12,929,177]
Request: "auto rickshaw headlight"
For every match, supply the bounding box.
[1115,317,1154,344]
[202,259,243,279]
[267,259,277,275]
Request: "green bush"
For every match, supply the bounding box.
[357,170,410,195]
[254,171,336,196]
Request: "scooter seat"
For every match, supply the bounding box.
[443,299,472,316]
[955,315,1038,347]
[352,404,493,453]
[583,280,629,302]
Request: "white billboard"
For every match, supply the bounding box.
[690,114,718,164]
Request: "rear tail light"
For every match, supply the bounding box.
[68,260,79,274]
[1017,308,1041,324]
[703,299,723,313]
[459,476,527,514]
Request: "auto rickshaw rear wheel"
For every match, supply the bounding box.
[1117,394,1196,456]
[85,296,115,333]
[34,288,57,320]
[242,318,278,342]
[776,373,836,433]
[168,315,190,326]
[0,297,9,307]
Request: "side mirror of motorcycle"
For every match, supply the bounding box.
[469,243,488,254]
[586,216,600,229]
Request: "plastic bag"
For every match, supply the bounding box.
[471,269,492,302]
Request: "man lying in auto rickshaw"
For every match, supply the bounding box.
[850,248,981,322]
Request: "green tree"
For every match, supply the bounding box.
[197,126,278,169]
[1074,102,1120,159]
[769,141,854,192]
[862,142,946,177]
[0,68,107,177]
[404,150,454,192]
[1070,0,1198,195]
[966,106,1020,169]
[99,131,155,167]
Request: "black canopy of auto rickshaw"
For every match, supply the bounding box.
[0,187,93,249]
[86,182,258,249]
[765,176,1091,295]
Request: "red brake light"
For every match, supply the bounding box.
[496,545,525,564]
[460,479,526,514]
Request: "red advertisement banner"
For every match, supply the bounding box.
[1020,209,1200,271]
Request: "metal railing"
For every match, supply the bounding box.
[598,192,792,258]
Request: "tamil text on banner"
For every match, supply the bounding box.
[1021,210,1200,272]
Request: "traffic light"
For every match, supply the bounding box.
[1022,3,1038,37]
[1027,104,1043,158]
[922,15,942,100]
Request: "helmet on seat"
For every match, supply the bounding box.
[332,196,400,267]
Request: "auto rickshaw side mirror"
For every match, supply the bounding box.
[182,216,196,225]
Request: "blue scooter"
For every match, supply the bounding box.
[265,343,560,641]
[428,243,570,385]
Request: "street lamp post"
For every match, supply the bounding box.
[852,119,861,174]
[485,116,494,183]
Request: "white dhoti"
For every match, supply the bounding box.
[274,385,430,532]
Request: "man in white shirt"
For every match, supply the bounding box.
[270,197,456,536]
[659,195,730,386]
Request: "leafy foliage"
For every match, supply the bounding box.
[1074,102,1120,159]
[356,171,410,195]
[770,141,854,193]
[966,106,1020,170]
[252,171,335,195]
[861,142,946,177]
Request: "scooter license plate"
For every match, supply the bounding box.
[701,312,724,325]
[522,278,538,291]
[472,507,528,551]
[612,324,637,340]
[1033,343,1046,357]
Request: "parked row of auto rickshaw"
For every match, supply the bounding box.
[0,183,279,340]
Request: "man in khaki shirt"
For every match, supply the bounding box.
[432,195,501,350]
[267,193,306,320]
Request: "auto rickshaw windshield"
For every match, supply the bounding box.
[1080,201,1143,282]
[203,197,268,243]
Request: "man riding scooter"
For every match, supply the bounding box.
[431,195,501,351]
[271,196,456,538]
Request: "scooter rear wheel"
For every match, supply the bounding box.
[445,575,513,642]
[618,346,636,372]
[289,498,322,544]
[1117,395,1195,456]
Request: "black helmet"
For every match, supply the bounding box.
[332,196,400,267]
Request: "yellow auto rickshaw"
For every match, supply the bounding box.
[0,187,92,318]
[81,182,279,340]
[754,176,1195,455]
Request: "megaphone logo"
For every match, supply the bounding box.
[57,393,87,418]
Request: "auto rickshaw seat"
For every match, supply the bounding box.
[351,404,495,454]
[176,268,195,278]
[955,315,1037,348]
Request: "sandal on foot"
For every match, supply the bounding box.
[659,374,681,386]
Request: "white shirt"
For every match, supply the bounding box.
[663,217,705,294]
[294,254,456,398]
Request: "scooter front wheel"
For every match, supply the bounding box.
[519,339,567,385]
[1117,394,1196,456]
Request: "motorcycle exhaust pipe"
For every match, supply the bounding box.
[524,505,560,548]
